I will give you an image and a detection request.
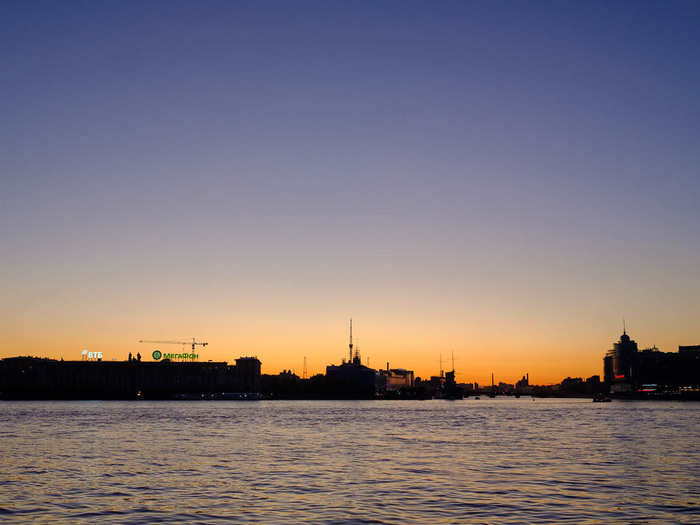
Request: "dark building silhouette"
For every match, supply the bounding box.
[586,375,601,391]
[377,363,414,392]
[603,332,700,395]
[0,356,261,399]
[515,373,530,393]
[427,375,445,392]
[605,328,639,393]
[603,353,614,385]
[325,362,376,398]
[560,377,584,393]
[442,370,464,399]
[235,357,261,393]
[261,370,304,398]
[323,319,377,398]
[634,346,699,389]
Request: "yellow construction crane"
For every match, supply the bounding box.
[138,338,208,361]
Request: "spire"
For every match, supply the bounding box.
[623,317,626,335]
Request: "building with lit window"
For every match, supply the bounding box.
[607,329,638,392]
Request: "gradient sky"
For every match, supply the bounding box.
[2,1,700,384]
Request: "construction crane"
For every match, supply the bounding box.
[138,338,208,361]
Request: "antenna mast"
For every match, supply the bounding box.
[348,318,353,364]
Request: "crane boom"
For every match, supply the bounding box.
[139,338,208,351]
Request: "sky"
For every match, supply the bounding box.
[2,1,700,384]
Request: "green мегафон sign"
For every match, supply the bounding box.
[152,350,198,361]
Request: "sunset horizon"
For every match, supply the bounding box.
[3,315,695,385]
[4,3,699,390]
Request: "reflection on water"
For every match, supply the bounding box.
[1,399,698,524]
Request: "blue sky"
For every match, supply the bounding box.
[2,1,699,380]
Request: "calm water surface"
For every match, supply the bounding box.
[0,399,698,524]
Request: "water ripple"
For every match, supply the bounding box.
[0,399,699,523]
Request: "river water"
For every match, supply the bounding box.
[0,399,698,524]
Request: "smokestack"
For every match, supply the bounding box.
[387,361,390,373]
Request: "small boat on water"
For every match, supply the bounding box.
[593,393,611,402]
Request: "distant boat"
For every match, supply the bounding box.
[593,393,611,403]
[173,393,204,400]
[214,392,260,400]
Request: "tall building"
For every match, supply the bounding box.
[607,328,638,392]
[235,356,262,392]
[603,352,614,384]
